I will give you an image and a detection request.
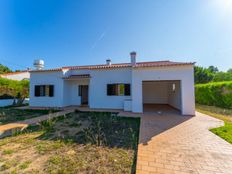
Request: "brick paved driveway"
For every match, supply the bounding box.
[136,112,232,174]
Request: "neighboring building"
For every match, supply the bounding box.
[29,52,195,115]
[0,71,30,81]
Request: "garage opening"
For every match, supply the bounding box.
[142,81,181,114]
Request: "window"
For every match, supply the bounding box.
[35,85,54,97]
[107,84,131,96]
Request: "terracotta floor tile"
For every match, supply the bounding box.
[136,109,232,174]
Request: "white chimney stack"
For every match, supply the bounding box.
[130,51,136,66]
[106,59,111,66]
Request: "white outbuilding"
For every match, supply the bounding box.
[0,71,30,81]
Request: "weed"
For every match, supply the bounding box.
[0,159,18,171]
[19,160,31,170]
[2,149,14,155]
[0,111,140,173]
[36,141,64,154]
[39,118,56,132]
[9,169,18,174]
[49,155,62,165]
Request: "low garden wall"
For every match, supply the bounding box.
[0,98,29,107]
[195,81,232,108]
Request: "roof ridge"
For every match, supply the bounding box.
[62,60,172,69]
[62,62,131,69]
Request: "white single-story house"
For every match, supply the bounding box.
[0,71,30,81]
[29,52,195,115]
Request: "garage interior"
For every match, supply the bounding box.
[142,81,181,114]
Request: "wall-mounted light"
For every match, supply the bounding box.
[172,83,176,92]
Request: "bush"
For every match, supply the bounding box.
[195,81,232,108]
[0,94,14,99]
[0,77,29,103]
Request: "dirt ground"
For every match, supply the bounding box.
[0,111,140,174]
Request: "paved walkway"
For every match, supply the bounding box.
[17,109,75,125]
[136,112,232,174]
[0,108,75,138]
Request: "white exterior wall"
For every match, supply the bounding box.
[1,72,30,81]
[29,71,65,107]
[63,69,90,106]
[89,68,132,109]
[0,98,29,107]
[168,81,181,110]
[29,65,195,115]
[132,66,195,115]
[63,81,80,106]
[63,80,89,106]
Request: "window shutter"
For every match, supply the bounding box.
[107,84,111,95]
[124,84,131,96]
[79,86,82,96]
[107,84,114,95]
[49,85,54,97]
[35,86,40,97]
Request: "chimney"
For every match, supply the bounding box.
[106,59,111,66]
[130,51,136,66]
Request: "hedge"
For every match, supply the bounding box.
[195,81,232,108]
[0,77,29,99]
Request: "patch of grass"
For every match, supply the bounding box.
[39,118,56,132]
[46,146,134,174]
[196,104,232,122]
[0,111,140,173]
[49,155,63,165]
[19,160,31,170]
[69,122,81,127]
[196,104,232,144]
[35,140,65,154]
[0,159,18,171]
[2,149,14,155]
[9,169,18,174]
[0,108,60,125]
[70,112,140,149]
[210,122,232,144]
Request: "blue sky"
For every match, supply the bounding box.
[0,0,232,71]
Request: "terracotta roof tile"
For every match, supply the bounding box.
[0,70,29,76]
[63,61,194,70]
[30,60,195,72]
[134,61,195,68]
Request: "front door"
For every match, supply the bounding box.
[79,85,89,105]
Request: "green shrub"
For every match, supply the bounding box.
[0,77,29,105]
[195,81,232,108]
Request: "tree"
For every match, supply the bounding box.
[208,66,219,73]
[227,68,232,74]
[0,77,29,105]
[194,66,214,84]
[213,72,232,82]
[0,64,12,74]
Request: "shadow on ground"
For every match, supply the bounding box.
[26,111,140,174]
[140,104,193,145]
